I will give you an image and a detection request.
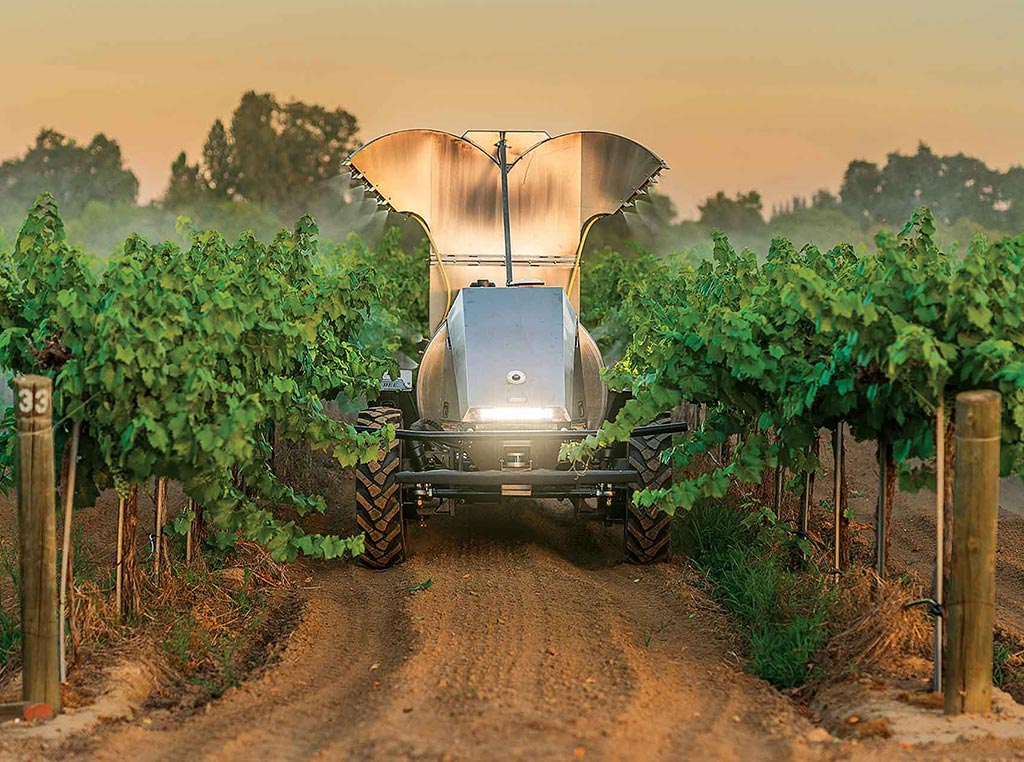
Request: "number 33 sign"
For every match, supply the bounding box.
[18,386,50,416]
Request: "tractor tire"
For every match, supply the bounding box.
[355,407,407,569]
[625,417,673,564]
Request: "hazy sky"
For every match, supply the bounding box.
[2,0,1022,216]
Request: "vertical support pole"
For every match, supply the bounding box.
[934,401,945,693]
[875,437,888,578]
[14,375,61,713]
[498,131,514,288]
[58,419,81,683]
[772,464,783,515]
[185,499,194,565]
[945,390,1000,715]
[115,497,125,622]
[798,440,815,538]
[832,423,844,576]
[799,470,811,537]
[154,477,167,582]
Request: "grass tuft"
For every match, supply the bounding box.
[676,499,833,689]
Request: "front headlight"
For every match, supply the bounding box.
[467,406,567,423]
[476,407,556,422]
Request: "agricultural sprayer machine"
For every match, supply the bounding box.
[344,129,686,568]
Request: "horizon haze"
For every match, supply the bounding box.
[3,0,1023,216]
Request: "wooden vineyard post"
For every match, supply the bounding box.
[58,419,81,683]
[117,487,141,620]
[798,439,818,540]
[115,496,124,621]
[799,470,811,537]
[945,390,1000,715]
[875,437,890,578]
[153,477,167,582]
[933,401,944,693]
[832,423,844,577]
[14,375,61,713]
[185,498,195,565]
[772,464,783,515]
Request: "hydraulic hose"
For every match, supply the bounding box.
[408,418,446,470]
[567,215,603,300]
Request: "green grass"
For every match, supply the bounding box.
[675,499,834,689]
[0,606,20,666]
[156,563,267,699]
[0,540,20,666]
[994,635,1024,690]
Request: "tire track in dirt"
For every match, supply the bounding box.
[69,561,416,762]
[64,500,821,761]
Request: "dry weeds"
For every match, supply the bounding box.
[815,567,932,686]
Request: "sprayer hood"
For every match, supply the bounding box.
[343,129,666,262]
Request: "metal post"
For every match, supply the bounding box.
[875,437,888,578]
[945,390,1000,715]
[498,132,514,287]
[14,375,61,713]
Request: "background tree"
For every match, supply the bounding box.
[840,142,1011,228]
[0,129,138,216]
[811,189,840,210]
[838,159,882,222]
[164,91,359,212]
[201,119,236,200]
[165,152,205,208]
[698,190,765,232]
[1001,166,1024,231]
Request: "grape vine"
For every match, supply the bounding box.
[1,194,397,561]
[567,208,1024,516]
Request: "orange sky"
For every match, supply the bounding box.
[3,0,1022,217]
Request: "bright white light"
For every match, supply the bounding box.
[476,407,556,422]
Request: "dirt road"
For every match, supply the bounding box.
[8,435,1024,761]
[68,501,822,762]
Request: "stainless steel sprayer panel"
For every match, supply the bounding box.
[344,129,666,263]
[444,287,576,421]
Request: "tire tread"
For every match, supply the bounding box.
[355,407,406,568]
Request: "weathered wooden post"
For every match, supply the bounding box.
[115,496,125,621]
[772,463,783,515]
[875,437,889,577]
[944,390,1000,715]
[799,470,811,537]
[832,423,844,576]
[153,477,167,582]
[58,419,81,683]
[933,401,945,693]
[14,375,61,713]
[185,498,195,565]
[797,441,816,539]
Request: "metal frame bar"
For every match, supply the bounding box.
[422,488,617,499]
[395,468,639,486]
[354,420,689,441]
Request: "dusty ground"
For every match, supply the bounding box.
[2,433,1024,760]
[44,501,827,762]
